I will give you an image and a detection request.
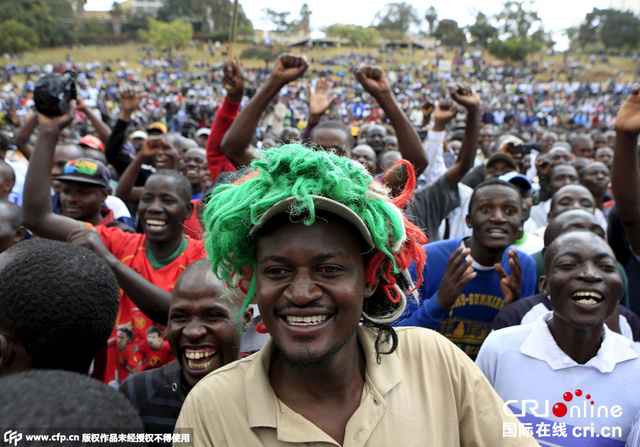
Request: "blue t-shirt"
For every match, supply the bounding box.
[395,236,537,359]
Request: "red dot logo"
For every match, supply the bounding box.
[563,392,573,402]
[586,394,591,399]
[553,403,568,417]
[575,389,582,396]
[591,401,594,405]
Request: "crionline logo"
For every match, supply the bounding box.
[4,430,22,446]
[505,389,623,419]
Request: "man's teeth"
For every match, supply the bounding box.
[286,315,328,326]
[185,349,216,370]
[488,229,506,234]
[571,291,603,304]
[187,358,214,370]
[146,219,167,229]
[185,350,215,359]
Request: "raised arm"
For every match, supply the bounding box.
[354,65,427,187]
[13,112,38,160]
[301,78,337,141]
[206,59,244,180]
[221,54,308,168]
[115,137,162,202]
[613,85,640,252]
[445,85,480,189]
[22,104,82,241]
[105,86,144,175]
[77,97,111,146]
[420,100,457,184]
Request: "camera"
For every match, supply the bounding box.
[33,70,77,117]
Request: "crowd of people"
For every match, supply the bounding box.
[1,45,640,446]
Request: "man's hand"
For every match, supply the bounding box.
[68,228,115,264]
[224,58,245,103]
[535,153,552,175]
[615,84,640,135]
[449,84,480,111]
[270,54,308,86]
[432,100,457,131]
[495,249,522,305]
[141,137,164,158]
[119,85,145,118]
[354,65,391,98]
[437,246,476,309]
[38,100,76,134]
[421,100,434,128]
[308,78,337,120]
[76,97,88,112]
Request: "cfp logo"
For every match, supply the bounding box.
[3,431,21,446]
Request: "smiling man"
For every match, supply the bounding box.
[120,259,252,443]
[21,103,206,384]
[477,231,640,445]
[396,179,537,359]
[175,145,536,446]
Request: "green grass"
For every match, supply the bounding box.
[5,42,639,85]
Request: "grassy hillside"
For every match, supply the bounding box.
[5,42,639,85]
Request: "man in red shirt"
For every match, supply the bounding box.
[22,102,206,384]
[138,326,175,371]
[114,327,139,384]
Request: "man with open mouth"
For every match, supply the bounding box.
[477,231,640,445]
[175,144,536,446]
[21,102,206,384]
[396,179,537,360]
[120,259,252,443]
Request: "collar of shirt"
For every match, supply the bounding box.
[244,327,402,444]
[520,311,638,373]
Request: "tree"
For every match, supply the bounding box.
[495,0,541,39]
[372,2,421,37]
[425,6,438,36]
[0,0,73,48]
[157,0,253,37]
[109,1,125,36]
[468,12,497,47]
[0,19,39,55]
[262,8,293,33]
[577,8,640,50]
[433,19,466,46]
[140,18,193,56]
[298,3,311,36]
[240,47,281,68]
[487,38,531,61]
[488,1,551,61]
[324,24,381,47]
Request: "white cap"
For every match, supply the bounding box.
[130,130,148,140]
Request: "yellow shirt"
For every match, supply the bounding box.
[175,326,537,446]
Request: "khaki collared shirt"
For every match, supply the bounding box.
[175,326,537,446]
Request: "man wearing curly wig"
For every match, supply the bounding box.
[176,145,536,446]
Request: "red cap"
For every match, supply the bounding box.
[78,135,105,152]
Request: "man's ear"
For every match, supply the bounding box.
[0,333,30,376]
[12,226,26,244]
[465,213,472,229]
[242,307,254,332]
[539,275,548,295]
[100,187,109,202]
[363,282,378,300]
[1,180,14,195]
[184,199,194,220]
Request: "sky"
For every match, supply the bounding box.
[85,0,613,50]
